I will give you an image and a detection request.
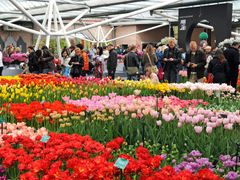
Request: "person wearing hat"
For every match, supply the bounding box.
[208,49,229,84]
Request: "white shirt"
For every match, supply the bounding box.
[0,51,3,67]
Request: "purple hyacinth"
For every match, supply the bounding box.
[196,158,213,168]
[223,160,237,168]
[225,171,239,180]
[189,150,202,157]
[219,155,231,162]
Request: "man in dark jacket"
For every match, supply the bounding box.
[163,38,181,83]
[38,46,54,74]
[185,41,206,82]
[27,46,39,74]
[107,44,118,79]
[224,41,240,89]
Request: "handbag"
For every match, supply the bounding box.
[147,53,158,73]
[125,54,138,75]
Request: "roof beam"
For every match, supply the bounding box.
[103,23,168,43]
[54,0,181,36]
[9,0,50,35]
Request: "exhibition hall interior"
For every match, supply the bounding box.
[0,0,239,179]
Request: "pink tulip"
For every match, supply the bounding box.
[206,126,213,134]
[194,126,203,134]
[156,120,162,126]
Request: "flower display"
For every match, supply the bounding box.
[0,132,222,180]
[0,73,239,179]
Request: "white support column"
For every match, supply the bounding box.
[53,0,181,36]
[97,26,100,46]
[100,26,106,42]
[53,2,71,47]
[46,1,54,48]
[103,23,168,43]
[102,27,114,42]
[0,17,23,27]
[35,3,50,50]
[64,9,89,31]
[0,19,44,35]
[53,3,61,59]
[9,0,51,35]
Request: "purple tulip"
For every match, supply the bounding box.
[225,171,239,180]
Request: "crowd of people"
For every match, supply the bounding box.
[0,38,239,90]
[124,38,240,90]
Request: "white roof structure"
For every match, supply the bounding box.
[0,0,239,24]
[0,0,239,54]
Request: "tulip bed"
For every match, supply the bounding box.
[0,74,239,180]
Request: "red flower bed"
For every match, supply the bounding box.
[2,101,87,123]
[0,74,111,87]
[0,133,222,180]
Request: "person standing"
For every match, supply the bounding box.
[124,45,139,80]
[162,38,181,83]
[224,41,240,89]
[142,44,158,72]
[37,46,55,74]
[27,46,39,74]
[0,48,3,76]
[185,41,206,82]
[204,46,213,77]
[208,49,229,84]
[69,48,84,78]
[61,48,71,77]
[93,47,104,79]
[76,44,89,76]
[107,44,118,79]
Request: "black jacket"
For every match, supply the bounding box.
[185,50,206,79]
[124,52,139,69]
[38,50,54,70]
[224,47,239,73]
[163,46,181,72]
[28,51,39,72]
[208,57,229,84]
[107,49,118,71]
[69,55,84,77]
